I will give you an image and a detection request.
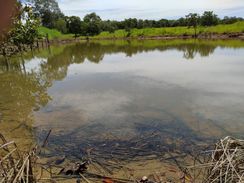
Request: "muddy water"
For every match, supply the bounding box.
[1,39,244,180]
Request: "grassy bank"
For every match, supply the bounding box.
[38,21,244,40]
[38,27,74,40]
[94,21,244,39]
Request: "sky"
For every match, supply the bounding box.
[57,0,244,20]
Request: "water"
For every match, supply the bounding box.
[1,39,244,177]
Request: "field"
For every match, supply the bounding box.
[38,21,244,40]
[94,21,244,38]
[37,27,74,40]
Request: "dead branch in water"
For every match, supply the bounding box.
[42,129,52,148]
[0,133,37,183]
[187,136,244,183]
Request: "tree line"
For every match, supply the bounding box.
[28,0,243,37]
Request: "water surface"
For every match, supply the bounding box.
[1,39,244,176]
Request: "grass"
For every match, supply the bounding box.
[37,27,74,40]
[37,21,244,40]
[93,21,244,39]
[201,21,244,34]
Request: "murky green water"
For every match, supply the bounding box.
[1,39,244,173]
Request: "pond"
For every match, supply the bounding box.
[1,39,244,180]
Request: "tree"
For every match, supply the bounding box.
[201,11,219,26]
[186,13,200,37]
[158,19,170,27]
[137,19,144,29]
[0,4,40,58]
[101,20,118,33]
[66,16,82,37]
[221,16,243,25]
[54,18,67,33]
[29,0,63,28]
[177,17,187,26]
[83,13,102,36]
[124,18,138,29]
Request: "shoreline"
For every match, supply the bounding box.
[89,32,244,41]
[45,32,244,44]
[1,33,243,57]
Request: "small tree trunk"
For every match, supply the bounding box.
[46,33,50,47]
[194,26,197,38]
[4,56,9,71]
[36,40,39,49]
[21,52,26,76]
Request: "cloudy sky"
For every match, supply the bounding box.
[57,0,243,20]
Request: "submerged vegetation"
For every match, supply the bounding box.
[2,132,244,182]
[1,38,244,182]
[1,1,244,182]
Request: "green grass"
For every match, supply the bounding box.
[37,27,74,40]
[200,21,244,34]
[93,21,244,39]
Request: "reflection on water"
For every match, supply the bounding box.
[1,39,244,167]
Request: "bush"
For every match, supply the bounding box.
[54,18,67,34]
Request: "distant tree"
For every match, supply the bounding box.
[30,0,62,16]
[66,16,82,37]
[124,18,137,29]
[221,16,243,24]
[158,19,169,27]
[137,19,144,29]
[29,0,63,28]
[84,13,102,23]
[83,13,102,36]
[186,13,200,37]
[54,18,67,33]
[101,20,117,33]
[143,20,153,28]
[177,17,187,26]
[201,11,219,26]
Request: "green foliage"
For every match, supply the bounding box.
[66,16,82,37]
[124,18,138,29]
[201,21,244,34]
[185,13,200,36]
[84,13,102,23]
[83,13,102,36]
[10,6,40,49]
[30,0,62,15]
[93,21,244,39]
[0,5,40,57]
[201,11,219,26]
[53,18,67,33]
[37,26,73,40]
[101,20,118,33]
[186,13,200,28]
[29,0,63,28]
[221,16,243,25]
